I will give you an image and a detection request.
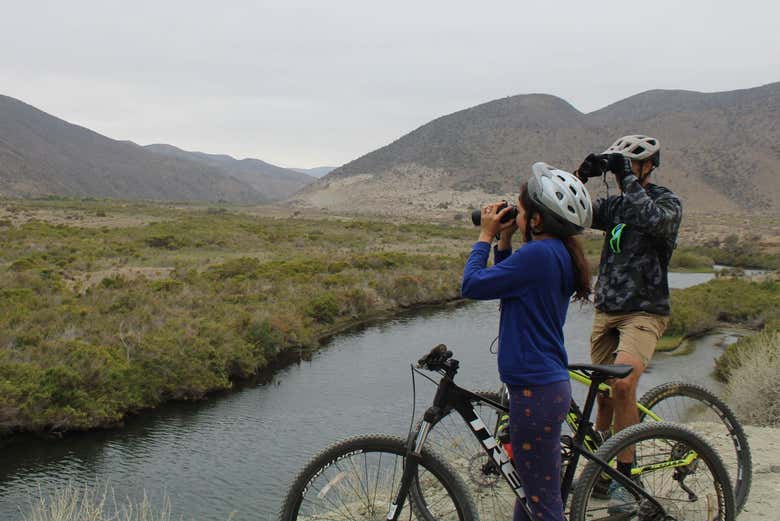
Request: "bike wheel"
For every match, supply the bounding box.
[570,421,736,521]
[279,434,477,521]
[639,381,752,512]
[410,390,519,521]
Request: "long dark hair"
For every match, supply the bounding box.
[519,182,591,302]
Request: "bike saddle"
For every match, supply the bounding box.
[568,363,633,381]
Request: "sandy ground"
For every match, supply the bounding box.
[740,425,780,520]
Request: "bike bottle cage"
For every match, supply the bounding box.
[609,223,626,254]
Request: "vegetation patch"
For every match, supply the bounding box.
[723,331,780,426]
[664,278,779,342]
[0,200,471,434]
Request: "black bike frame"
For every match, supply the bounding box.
[386,366,664,521]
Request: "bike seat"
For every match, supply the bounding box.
[568,363,633,381]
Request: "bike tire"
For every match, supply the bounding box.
[570,421,736,521]
[639,381,752,512]
[279,433,478,521]
[408,390,518,521]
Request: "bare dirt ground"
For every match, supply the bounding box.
[741,425,780,520]
[0,206,165,228]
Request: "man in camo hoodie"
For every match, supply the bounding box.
[576,135,682,511]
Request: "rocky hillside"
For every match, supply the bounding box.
[0,95,312,202]
[293,82,780,215]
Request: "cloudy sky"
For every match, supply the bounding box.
[1,0,778,168]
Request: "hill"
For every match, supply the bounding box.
[293,82,780,215]
[0,95,312,202]
[144,144,313,201]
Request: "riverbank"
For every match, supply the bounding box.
[2,199,778,436]
[656,276,779,353]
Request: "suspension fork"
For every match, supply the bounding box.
[386,374,455,521]
[385,419,432,521]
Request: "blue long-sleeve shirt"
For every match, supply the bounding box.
[461,239,573,386]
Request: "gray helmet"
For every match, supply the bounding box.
[603,135,660,166]
[528,162,593,236]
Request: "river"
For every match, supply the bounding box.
[0,272,728,520]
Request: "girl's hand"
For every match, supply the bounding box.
[478,202,515,243]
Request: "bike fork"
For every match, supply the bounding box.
[385,420,433,521]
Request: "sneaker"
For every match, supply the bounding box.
[607,478,642,514]
[591,474,611,499]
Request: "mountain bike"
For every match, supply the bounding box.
[421,368,751,520]
[279,345,736,521]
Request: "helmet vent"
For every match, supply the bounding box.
[633,145,646,155]
[580,199,587,209]
[557,175,565,182]
[567,205,576,214]
[569,185,578,195]
[555,191,564,200]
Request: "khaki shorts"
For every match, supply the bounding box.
[590,311,669,367]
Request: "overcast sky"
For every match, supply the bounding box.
[1,1,778,168]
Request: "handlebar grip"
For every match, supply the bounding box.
[417,344,451,369]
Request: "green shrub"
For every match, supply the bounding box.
[245,319,282,359]
[144,235,183,249]
[100,275,127,289]
[10,257,38,271]
[207,257,261,280]
[307,293,340,323]
[668,249,713,271]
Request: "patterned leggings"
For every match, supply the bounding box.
[508,380,571,521]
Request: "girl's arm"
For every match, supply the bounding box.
[494,230,514,264]
[461,241,548,300]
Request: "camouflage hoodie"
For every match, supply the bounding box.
[592,174,682,316]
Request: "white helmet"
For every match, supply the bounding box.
[603,135,660,165]
[528,162,593,236]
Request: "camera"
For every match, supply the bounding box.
[471,201,518,226]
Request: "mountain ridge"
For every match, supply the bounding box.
[0,95,312,202]
[295,81,780,214]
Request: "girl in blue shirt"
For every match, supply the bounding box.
[462,163,593,521]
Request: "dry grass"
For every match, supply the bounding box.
[724,331,780,427]
[21,484,194,521]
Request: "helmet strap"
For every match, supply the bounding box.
[638,160,656,185]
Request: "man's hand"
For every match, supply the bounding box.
[576,153,606,184]
[606,153,633,184]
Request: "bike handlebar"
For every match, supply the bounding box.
[417,344,455,371]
